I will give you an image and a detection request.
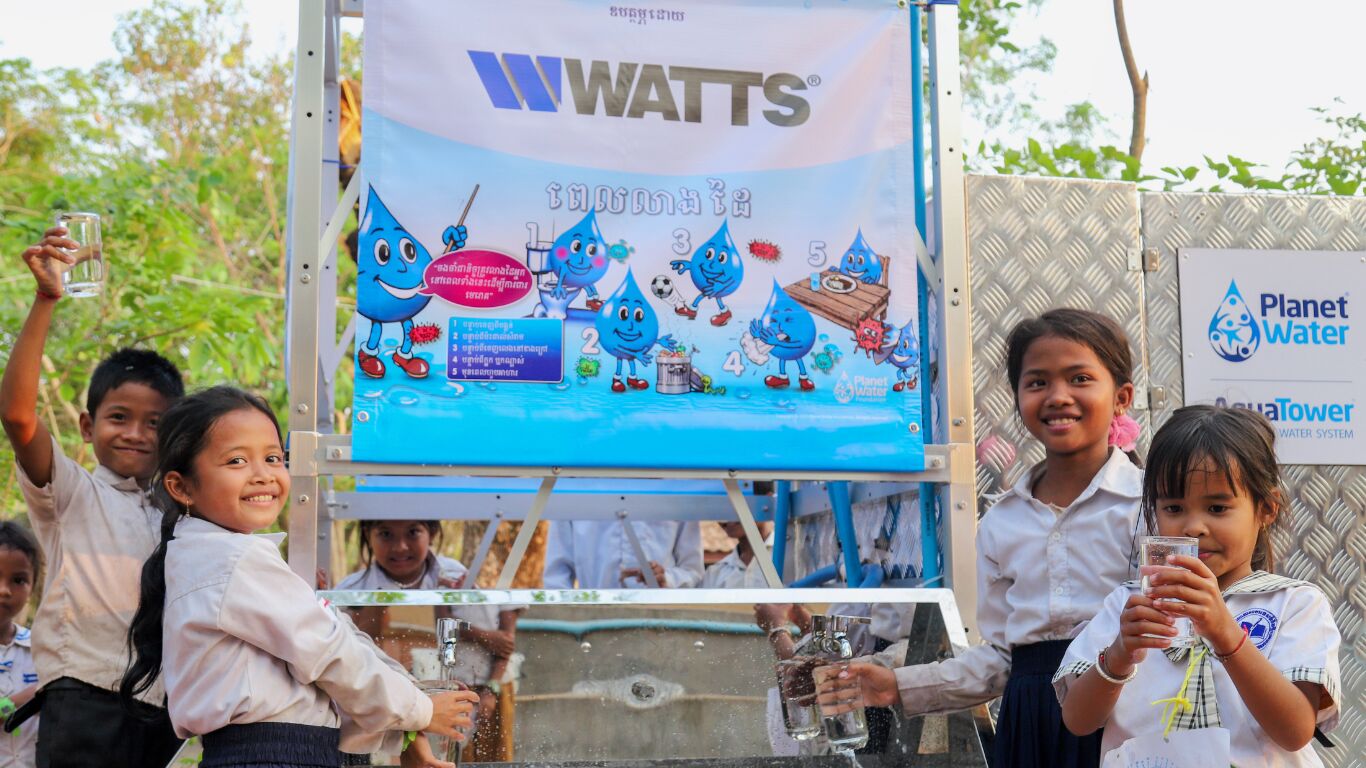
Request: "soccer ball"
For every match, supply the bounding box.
[650,274,674,300]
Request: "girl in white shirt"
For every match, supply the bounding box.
[338,520,523,762]
[817,308,1144,768]
[1056,405,1341,767]
[120,387,478,768]
[0,522,40,768]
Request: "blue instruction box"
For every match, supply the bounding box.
[448,317,564,383]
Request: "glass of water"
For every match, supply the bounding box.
[813,661,869,750]
[1141,535,1199,647]
[54,212,103,297]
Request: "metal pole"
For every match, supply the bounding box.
[495,477,556,588]
[772,480,792,579]
[286,0,328,582]
[911,0,942,587]
[927,0,977,634]
[723,479,782,588]
[827,482,862,587]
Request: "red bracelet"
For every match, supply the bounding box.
[1214,627,1249,662]
[35,289,61,301]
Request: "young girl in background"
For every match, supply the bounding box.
[818,308,1144,767]
[1056,406,1341,766]
[338,520,523,762]
[0,522,40,768]
[120,387,478,768]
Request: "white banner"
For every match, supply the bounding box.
[1179,248,1366,465]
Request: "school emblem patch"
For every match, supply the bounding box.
[1235,607,1278,650]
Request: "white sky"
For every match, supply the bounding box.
[0,0,1360,174]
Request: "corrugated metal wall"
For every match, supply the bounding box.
[967,175,1365,767]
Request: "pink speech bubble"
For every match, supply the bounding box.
[420,249,533,308]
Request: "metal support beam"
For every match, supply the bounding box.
[463,510,503,589]
[618,512,661,589]
[495,477,556,588]
[286,0,328,583]
[723,479,783,588]
[928,0,978,637]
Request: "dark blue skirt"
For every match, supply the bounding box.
[200,722,341,768]
[993,640,1103,768]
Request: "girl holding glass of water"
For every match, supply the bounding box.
[817,308,1146,768]
[1056,406,1341,767]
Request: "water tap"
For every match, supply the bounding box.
[436,617,469,669]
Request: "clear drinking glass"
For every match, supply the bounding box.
[54,212,103,297]
[1141,535,1199,647]
[813,661,869,750]
[775,657,822,740]
[417,680,469,762]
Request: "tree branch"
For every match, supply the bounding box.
[1113,0,1148,162]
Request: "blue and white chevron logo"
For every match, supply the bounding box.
[467,52,563,112]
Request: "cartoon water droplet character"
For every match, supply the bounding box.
[535,209,610,318]
[748,281,818,391]
[831,229,882,285]
[595,270,677,392]
[669,220,744,326]
[874,320,920,392]
[356,186,466,378]
[1207,280,1261,362]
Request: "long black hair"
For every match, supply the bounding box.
[1142,405,1283,573]
[121,386,280,708]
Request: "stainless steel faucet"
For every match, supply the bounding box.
[436,617,468,671]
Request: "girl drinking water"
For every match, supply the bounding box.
[1056,405,1341,766]
[817,308,1144,767]
[121,387,477,767]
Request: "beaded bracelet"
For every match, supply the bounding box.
[1214,627,1249,662]
[1095,648,1138,684]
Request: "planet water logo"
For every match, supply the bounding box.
[1208,279,1350,363]
[834,372,855,404]
[1207,281,1260,362]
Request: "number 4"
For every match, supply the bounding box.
[723,351,745,376]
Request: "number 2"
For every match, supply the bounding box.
[581,328,601,354]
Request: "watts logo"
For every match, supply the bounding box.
[467,51,812,127]
[1207,280,1350,363]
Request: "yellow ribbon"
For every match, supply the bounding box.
[1150,646,1206,739]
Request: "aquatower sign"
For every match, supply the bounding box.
[352,0,925,472]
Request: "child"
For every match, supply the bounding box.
[0,522,41,768]
[337,520,524,762]
[1055,405,1341,766]
[119,387,479,767]
[815,308,1144,767]
[0,227,185,767]
[544,519,704,588]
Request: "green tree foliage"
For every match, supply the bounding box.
[0,0,293,514]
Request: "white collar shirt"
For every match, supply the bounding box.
[892,448,1143,714]
[543,520,704,589]
[162,517,431,745]
[0,626,37,767]
[16,436,164,703]
[1055,579,1341,767]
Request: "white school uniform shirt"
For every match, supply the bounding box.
[15,436,164,704]
[889,449,1143,714]
[1053,577,1342,767]
[543,520,704,589]
[162,517,431,747]
[700,534,776,589]
[0,625,37,768]
[337,554,523,687]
